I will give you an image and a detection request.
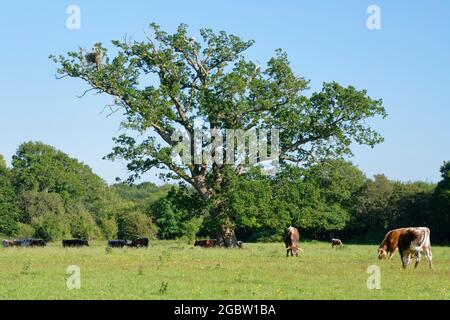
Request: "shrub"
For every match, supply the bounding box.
[32,212,71,241]
[181,216,204,244]
[98,217,118,239]
[69,210,98,240]
[117,211,157,240]
[15,223,35,239]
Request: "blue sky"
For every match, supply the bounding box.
[0,1,449,184]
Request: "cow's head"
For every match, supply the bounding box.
[291,244,299,256]
[378,247,388,260]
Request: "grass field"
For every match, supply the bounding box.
[0,241,449,300]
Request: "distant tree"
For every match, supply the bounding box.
[432,162,450,242]
[222,168,280,240]
[223,161,366,241]
[150,185,206,239]
[272,162,365,239]
[33,212,71,242]
[52,23,386,246]
[97,217,119,239]
[19,190,71,240]
[111,182,171,210]
[0,154,6,168]
[68,205,100,240]
[304,160,367,208]
[348,174,394,241]
[12,142,108,211]
[388,181,435,229]
[0,155,19,235]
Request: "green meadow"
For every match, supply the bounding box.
[0,241,449,300]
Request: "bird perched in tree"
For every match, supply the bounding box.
[85,43,103,70]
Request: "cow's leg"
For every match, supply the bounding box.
[388,248,398,260]
[400,251,408,269]
[407,254,414,268]
[286,248,290,257]
[424,247,433,269]
[414,252,421,269]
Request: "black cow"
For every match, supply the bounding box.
[129,237,149,248]
[62,239,89,248]
[20,239,47,247]
[108,240,128,248]
[13,240,23,247]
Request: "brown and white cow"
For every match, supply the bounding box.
[379,227,433,269]
[194,239,217,248]
[2,240,14,248]
[331,238,343,249]
[378,228,404,260]
[283,226,303,257]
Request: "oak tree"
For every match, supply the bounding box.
[52,23,386,246]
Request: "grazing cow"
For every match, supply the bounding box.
[129,237,149,248]
[2,240,14,248]
[398,227,433,269]
[108,240,128,248]
[62,239,89,248]
[283,226,303,257]
[194,240,217,248]
[20,239,47,247]
[379,227,432,269]
[378,228,405,260]
[13,240,23,247]
[331,238,343,249]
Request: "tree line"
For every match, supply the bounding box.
[1,142,449,243]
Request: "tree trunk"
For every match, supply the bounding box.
[211,205,242,248]
[215,224,241,248]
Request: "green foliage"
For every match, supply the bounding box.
[18,191,70,241]
[0,159,19,235]
[431,162,450,242]
[182,216,204,244]
[12,142,108,210]
[150,185,206,240]
[221,161,365,240]
[347,174,436,242]
[111,182,170,205]
[4,142,136,241]
[0,154,6,168]
[117,211,157,240]
[98,217,118,239]
[224,171,278,230]
[20,191,66,224]
[15,223,35,238]
[69,209,100,240]
[33,212,71,242]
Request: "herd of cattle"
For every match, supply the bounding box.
[1,226,434,269]
[2,237,150,248]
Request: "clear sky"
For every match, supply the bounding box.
[0,1,449,184]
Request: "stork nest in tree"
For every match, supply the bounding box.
[85,52,97,64]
